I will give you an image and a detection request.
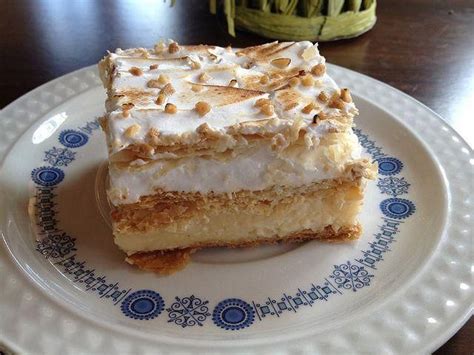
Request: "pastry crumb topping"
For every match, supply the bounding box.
[129,67,143,76]
[312,112,327,124]
[164,103,177,114]
[148,127,160,137]
[288,77,300,87]
[155,94,166,105]
[318,91,329,103]
[260,103,274,116]
[195,101,211,116]
[140,143,154,156]
[124,124,140,137]
[313,111,327,124]
[255,98,271,107]
[196,122,210,133]
[301,74,314,87]
[137,48,149,58]
[191,84,204,92]
[146,128,160,144]
[154,42,166,54]
[271,58,291,68]
[147,79,162,88]
[121,103,134,117]
[311,64,325,76]
[302,102,316,114]
[160,83,175,96]
[259,75,270,84]
[340,88,352,103]
[328,97,345,110]
[122,103,135,110]
[327,92,344,109]
[158,74,170,85]
[199,72,211,83]
[301,46,318,61]
[243,60,255,69]
[284,102,299,111]
[189,59,201,69]
[271,133,287,151]
[168,42,180,54]
[196,122,218,136]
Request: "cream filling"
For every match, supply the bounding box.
[108,130,362,205]
[114,182,363,254]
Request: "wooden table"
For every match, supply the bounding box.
[0,0,472,353]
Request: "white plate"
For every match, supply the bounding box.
[0,64,472,355]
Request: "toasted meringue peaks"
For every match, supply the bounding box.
[99,40,357,154]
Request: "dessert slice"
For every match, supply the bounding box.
[99,40,376,274]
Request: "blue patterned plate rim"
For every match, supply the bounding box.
[0,64,471,354]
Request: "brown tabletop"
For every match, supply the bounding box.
[0,0,472,353]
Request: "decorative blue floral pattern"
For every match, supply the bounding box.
[77,120,101,135]
[377,176,410,197]
[251,278,341,321]
[213,299,255,330]
[356,218,399,269]
[44,147,76,167]
[354,128,386,160]
[167,295,211,327]
[31,166,65,186]
[121,290,164,320]
[36,232,76,258]
[31,121,135,308]
[377,157,403,176]
[59,129,89,148]
[330,262,374,292]
[380,198,416,219]
[56,254,132,304]
[34,187,58,232]
[30,122,416,329]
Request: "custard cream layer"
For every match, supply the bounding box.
[115,180,364,254]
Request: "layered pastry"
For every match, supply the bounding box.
[98,40,376,274]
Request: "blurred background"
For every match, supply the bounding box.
[0,0,472,352]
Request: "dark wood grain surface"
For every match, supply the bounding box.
[0,0,472,353]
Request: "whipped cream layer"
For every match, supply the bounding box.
[108,129,362,205]
[99,41,357,156]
